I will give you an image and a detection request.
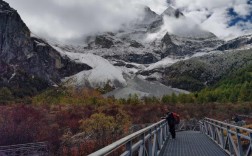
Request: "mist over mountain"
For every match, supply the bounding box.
[6,0,252,42]
[1,0,252,99]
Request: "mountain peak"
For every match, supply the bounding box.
[161,6,184,18]
[0,0,15,12]
[142,6,159,22]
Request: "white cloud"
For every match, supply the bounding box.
[5,0,252,41]
[171,0,252,40]
[233,4,252,16]
[173,0,248,11]
[6,0,168,42]
[201,8,244,40]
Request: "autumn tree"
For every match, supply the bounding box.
[79,113,117,149]
[0,87,13,104]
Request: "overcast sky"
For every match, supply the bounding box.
[6,0,252,42]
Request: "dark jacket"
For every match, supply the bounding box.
[166,112,175,126]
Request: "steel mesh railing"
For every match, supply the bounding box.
[200,118,252,156]
[89,119,169,156]
[0,142,49,156]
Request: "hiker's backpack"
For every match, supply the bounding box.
[172,112,180,124]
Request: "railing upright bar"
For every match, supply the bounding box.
[215,127,220,144]
[220,126,225,149]
[157,125,162,152]
[250,132,252,154]
[207,122,211,137]
[236,128,243,156]
[163,124,166,144]
[138,133,145,156]
[153,126,157,156]
[161,125,165,145]
[213,123,217,141]
[201,118,252,156]
[227,125,234,155]
[166,124,169,139]
[245,132,252,156]
[204,122,208,135]
[147,129,152,156]
[208,122,212,138]
[126,141,132,156]
[211,124,215,139]
[89,120,168,156]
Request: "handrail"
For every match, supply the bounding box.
[89,119,169,156]
[205,118,252,133]
[0,142,47,149]
[0,142,49,156]
[177,119,200,131]
[200,118,252,156]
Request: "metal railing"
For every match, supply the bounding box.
[200,118,252,156]
[89,119,169,156]
[0,142,49,156]
[177,119,200,131]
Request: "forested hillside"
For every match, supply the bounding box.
[162,64,252,104]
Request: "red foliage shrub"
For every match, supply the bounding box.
[0,105,46,146]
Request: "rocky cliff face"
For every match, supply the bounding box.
[141,49,252,92]
[160,33,224,58]
[0,0,91,96]
[2,0,252,98]
[50,5,252,97]
[217,34,252,51]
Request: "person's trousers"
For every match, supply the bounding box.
[169,124,176,138]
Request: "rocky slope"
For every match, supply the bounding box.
[217,34,252,51]
[104,76,189,99]
[2,0,252,99]
[0,0,91,96]
[141,49,252,92]
[54,6,223,64]
[51,5,252,98]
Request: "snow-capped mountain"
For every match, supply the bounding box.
[2,0,252,98]
[0,0,91,95]
[48,5,252,98]
[217,34,252,51]
[53,46,127,88]
[49,5,224,94]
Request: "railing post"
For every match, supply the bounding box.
[165,122,167,138]
[206,122,210,136]
[236,128,243,156]
[199,120,205,134]
[208,122,213,138]
[126,141,132,156]
[162,123,165,144]
[204,122,209,136]
[153,126,158,156]
[138,133,145,156]
[148,129,152,156]
[158,124,162,151]
[227,126,234,155]
[212,123,216,140]
[160,124,163,146]
[163,122,168,143]
[220,124,225,149]
[166,122,169,139]
[247,132,252,156]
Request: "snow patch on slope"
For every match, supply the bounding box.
[104,76,189,99]
[145,57,180,71]
[53,46,127,88]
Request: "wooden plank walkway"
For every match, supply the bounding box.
[161,131,228,156]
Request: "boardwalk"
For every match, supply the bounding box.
[161,131,228,156]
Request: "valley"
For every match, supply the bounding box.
[0,0,252,155]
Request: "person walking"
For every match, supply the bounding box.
[166,111,176,139]
[162,107,180,139]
